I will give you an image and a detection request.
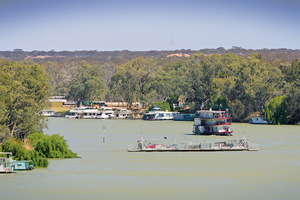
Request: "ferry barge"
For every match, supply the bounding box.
[127,138,259,152]
[193,110,233,136]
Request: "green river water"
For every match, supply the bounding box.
[1,118,300,200]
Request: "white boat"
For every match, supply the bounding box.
[65,107,99,119]
[249,117,271,124]
[127,138,259,152]
[144,107,177,120]
[41,109,55,117]
[193,109,233,136]
[0,152,14,173]
[97,108,115,119]
[115,109,132,119]
[77,108,99,119]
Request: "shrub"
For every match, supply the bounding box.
[2,138,49,168]
[28,132,79,159]
[264,96,288,125]
[1,132,79,168]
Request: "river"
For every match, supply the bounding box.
[1,118,300,199]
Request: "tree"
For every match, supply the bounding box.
[110,57,158,108]
[68,61,107,107]
[44,61,78,96]
[284,60,300,124]
[185,53,215,110]
[264,96,288,125]
[152,60,189,104]
[0,60,50,140]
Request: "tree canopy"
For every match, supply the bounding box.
[2,50,299,125]
[67,61,107,106]
[110,57,158,108]
[0,60,50,142]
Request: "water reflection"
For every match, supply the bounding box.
[1,118,300,199]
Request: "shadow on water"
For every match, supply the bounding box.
[183,133,195,135]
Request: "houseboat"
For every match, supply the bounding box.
[127,138,259,152]
[65,107,80,118]
[65,107,99,119]
[193,109,233,136]
[12,160,34,170]
[97,107,115,119]
[144,107,177,120]
[41,109,55,117]
[0,152,14,173]
[77,107,99,119]
[115,109,131,119]
[173,113,195,121]
[249,117,271,124]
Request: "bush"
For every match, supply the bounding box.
[28,132,79,159]
[1,132,79,168]
[2,138,49,168]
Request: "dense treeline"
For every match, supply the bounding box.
[1,50,299,147]
[1,48,300,64]
[44,52,300,124]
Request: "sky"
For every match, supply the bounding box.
[1,0,300,51]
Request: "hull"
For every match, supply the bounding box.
[128,138,259,152]
[193,125,233,136]
[128,147,257,152]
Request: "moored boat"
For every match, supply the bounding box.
[0,152,14,173]
[115,109,131,119]
[144,106,177,120]
[173,113,195,121]
[97,107,115,119]
[65,107,99,119]
[41,109,55,117]
[193,110,233,136]
[12,160,34,170]
[249,117,271,124]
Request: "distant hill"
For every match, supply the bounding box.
[1,47,299,64]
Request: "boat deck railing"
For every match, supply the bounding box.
[128,138,259,151]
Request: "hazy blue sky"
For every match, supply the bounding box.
[1,0,299,51]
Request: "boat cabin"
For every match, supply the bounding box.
[193,110,233,135]
[42,109,55,117]
[0,152,14,173]
[12,160,34,170]
[144,106,176,120]
[249,117,271,124]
